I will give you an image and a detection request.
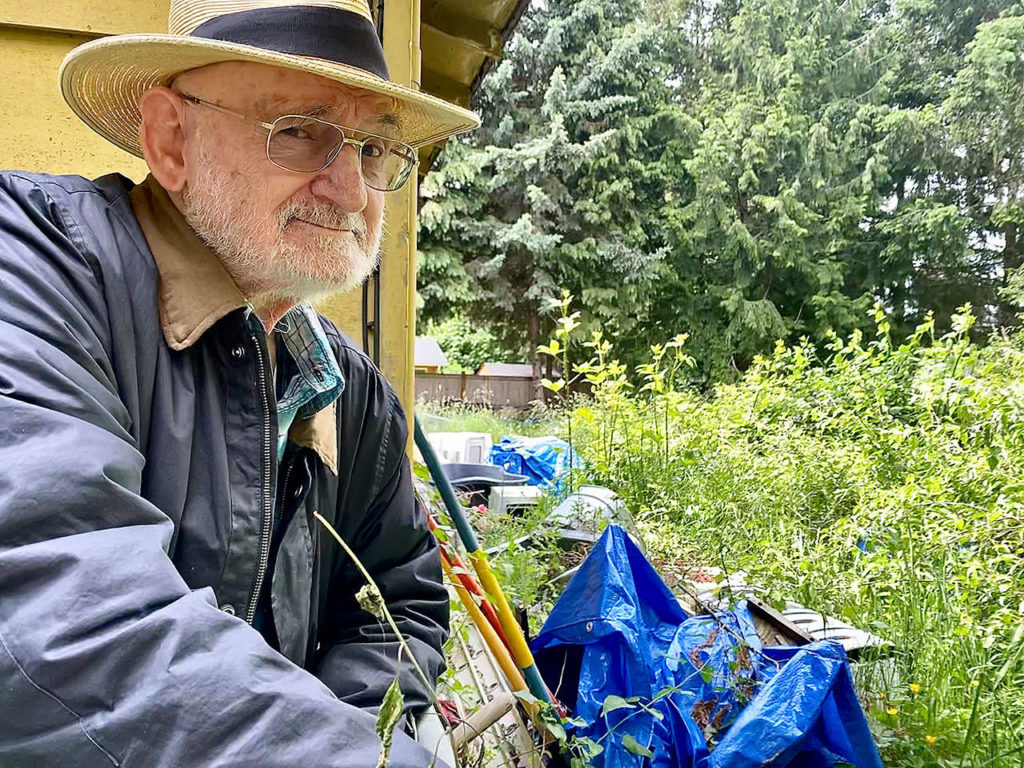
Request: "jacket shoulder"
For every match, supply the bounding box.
[0,172,138,255]
[0,171,134,206]
[0,170,151,289]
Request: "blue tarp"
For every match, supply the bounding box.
[709,644,883,768]
[532,526,885,768]
[489,436,580,491]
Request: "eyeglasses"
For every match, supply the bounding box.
[178,92,417,192]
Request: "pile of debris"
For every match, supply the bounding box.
[420,427,890,767]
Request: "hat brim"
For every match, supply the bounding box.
[60,34,480,154]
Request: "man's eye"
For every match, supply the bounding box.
[361,141,386,158]
[279,126,313,140]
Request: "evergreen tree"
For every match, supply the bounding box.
[419,0,681,377]
[418,0,1024,378]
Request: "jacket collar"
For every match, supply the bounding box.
[130,175,338,474]
[130,175,247,352]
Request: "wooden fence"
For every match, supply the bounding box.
[415,373,537,408]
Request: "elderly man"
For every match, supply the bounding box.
[0,0,478,765]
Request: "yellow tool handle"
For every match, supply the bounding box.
[443,558,538,718]
[469,550,535,669]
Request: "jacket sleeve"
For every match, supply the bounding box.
[0,176,438,767]
[314,353,449,721]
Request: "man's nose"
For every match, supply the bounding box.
[310,144,367,212]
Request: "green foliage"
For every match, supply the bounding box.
[621,734,654,758]
[420,314,504,373]
[554,307,1024,765]
[374,676,405,768]
[313,512,443,764]
[418,0,683,371]
[1002,265,1024,312]
[941,11,1024,327]
[418,402,559,442]
[419,0,1024,379]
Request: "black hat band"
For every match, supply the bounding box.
[191,5,390,80]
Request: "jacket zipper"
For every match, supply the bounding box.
[245,327,275,625]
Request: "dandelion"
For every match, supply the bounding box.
[887,706,899,715]
[909,683,922,695]
[925,735,937,745]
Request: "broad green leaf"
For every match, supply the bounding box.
[513,690,541,706]
[575,737,604,759]
[622,734,654,758]
[600,694,637,717]
[430,527,449,543]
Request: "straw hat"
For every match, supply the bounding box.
[60,0,480,154]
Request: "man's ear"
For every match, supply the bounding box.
[138,87,188,192]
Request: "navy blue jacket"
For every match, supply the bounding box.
[0,172,447,766]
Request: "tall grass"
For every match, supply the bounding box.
[561,307,1024,767]
[428,306,1024,765]
[418,400,560,441]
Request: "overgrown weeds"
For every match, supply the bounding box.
[419,401,559,442]
[568,305,1024,766]
[433,302,1024,766]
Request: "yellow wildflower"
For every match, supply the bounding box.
[909,683,922,695]
[971,680,980,688]
[886,706,899,715]
[925,735,937,745]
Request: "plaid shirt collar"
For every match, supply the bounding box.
[269,305,345,461]
[131,175,340,474]
[275,304,345,419]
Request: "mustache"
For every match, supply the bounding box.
[279,202,367,238]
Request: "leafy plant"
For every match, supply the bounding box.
[420,0,1024,379]
[314,513,453,766]
[419,314,506,374]
[566,306,1024,766]
[437,301,1024,766]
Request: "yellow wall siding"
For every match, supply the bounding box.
[0,1,167,36]
[0,25,148,178]
[378,0,421,426]
[0,1,167,178]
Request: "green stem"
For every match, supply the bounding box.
[313,511,439,707]
[594,681,689,745]
[959,678,984,767]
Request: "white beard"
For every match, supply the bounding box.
[180,138,382,303]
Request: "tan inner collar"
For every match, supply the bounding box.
[131,175,338,473]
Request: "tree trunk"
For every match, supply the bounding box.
[1001,221,1020,328]
[1004,221,1020,273]
[528,308,544,403]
